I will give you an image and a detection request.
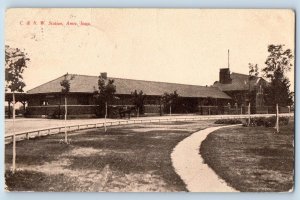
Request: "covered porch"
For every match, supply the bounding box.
[5,92,28,118]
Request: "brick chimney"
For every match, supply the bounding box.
[100,72,107,79]
[219,68,232,84]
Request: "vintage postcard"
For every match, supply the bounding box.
[4,8,295,192]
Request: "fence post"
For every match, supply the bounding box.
[275,104,279,133]
[104,102,107,132]
[248,103,251,126]
[26,133,29,140]
[12,93,16,173]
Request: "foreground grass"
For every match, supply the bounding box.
[200,120,294,192]
[6,120,217,192]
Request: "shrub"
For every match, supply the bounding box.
[214,119,243,124]
[242,116,289,127]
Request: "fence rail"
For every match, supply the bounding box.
[5,113,294,144]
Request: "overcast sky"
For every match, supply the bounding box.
[5,8,295,92]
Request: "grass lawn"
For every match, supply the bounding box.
[5,120,217,192]
[200,119,294,192]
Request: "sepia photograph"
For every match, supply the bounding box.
[4,8,295,192]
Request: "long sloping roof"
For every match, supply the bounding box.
[27,74,231,99]
[213,72,265,92]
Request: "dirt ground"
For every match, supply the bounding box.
[5,120,217,192]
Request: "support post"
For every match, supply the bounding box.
[248,103,251,126]
[275,104,279,133]
[104,102,107,132]
[64,96,68,143]
[8,101,11,119]
[12,92,16,173]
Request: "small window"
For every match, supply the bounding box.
[40,100,48,106]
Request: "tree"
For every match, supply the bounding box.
[5,45,30,173]
[131,90,146,117]
[60,73,75,144]
[248,63,259,115]
[262,44,293,107]
[262,45,293,133]
[263,76,293,107]
[249,63,259,79]
[94,75,116,132]
[162,91,179,115]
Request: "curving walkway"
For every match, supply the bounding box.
[171,125,240,192]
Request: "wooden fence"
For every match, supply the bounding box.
[5,113,294,144]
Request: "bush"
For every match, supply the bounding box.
[214,119,243,124]
[242,116,290,127]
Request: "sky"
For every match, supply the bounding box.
[5,8,295,92]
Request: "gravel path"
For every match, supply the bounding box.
[171,125,240,192]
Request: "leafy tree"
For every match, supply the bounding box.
[248,63,259,113]
[249,63,259,80]
[262,45,293,107]
[60,73,75,143]
[131,90,146,116]
[262,44,293,80]
[5,45,30,173]
[162,90,179,115]
[263,76,293,107]
[5,46,29,92]
[94,75,116,131]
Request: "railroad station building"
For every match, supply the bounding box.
[6,68,282,118]
[22,73,231,118]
